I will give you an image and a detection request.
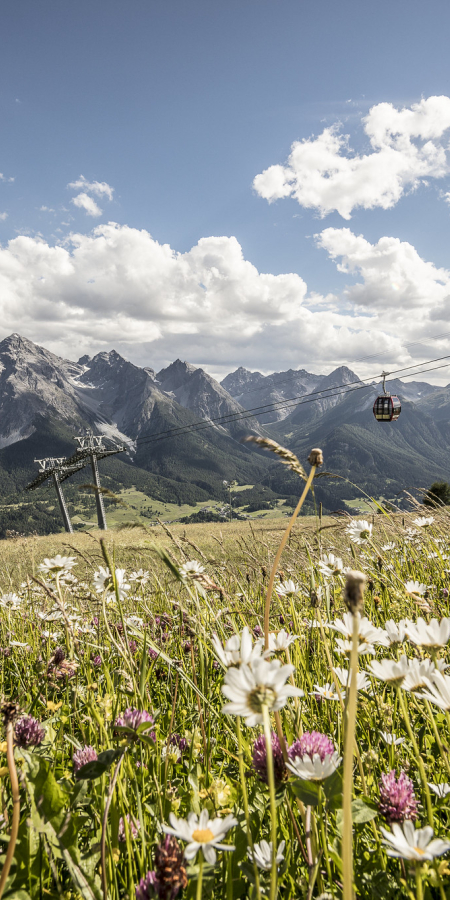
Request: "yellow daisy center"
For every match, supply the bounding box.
[414,847,425,856]
[248,685,276,713]
[192,828,214,843]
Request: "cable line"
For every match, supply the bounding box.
[120,355,450,451]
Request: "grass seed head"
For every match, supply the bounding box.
[343,570,366,614]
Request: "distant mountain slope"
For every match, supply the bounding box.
[0,334,448,531]
[0,336,268,507]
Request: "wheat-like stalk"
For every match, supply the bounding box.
[244,436,307,480]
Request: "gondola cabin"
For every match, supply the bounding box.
[373,372,401,422]
[373,393,401,422]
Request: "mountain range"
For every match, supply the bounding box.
[0,333,449,534]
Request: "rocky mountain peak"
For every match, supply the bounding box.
[156,359,198,392]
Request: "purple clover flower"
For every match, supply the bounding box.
[118,813,140,842]
[252,731,287,787]
[115,708,155,741]
[378,770,418,824]
[136,870,158,900]
[288,731,335,763]
[91,654,102,667]
[14,715,45,748]
[136,836,188,900]
[128,640,138,656]
[148,647,159,661]
[73,745,98,773]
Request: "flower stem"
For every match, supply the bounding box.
[236,716,261,899]
[397,690,433,827]
[196,852,204,900]
[342,610,359,900]
[263,465,317,649]
[0,721,20,900]
[262,704,278,900]
[100,748,126,900]
[415,865,423,900]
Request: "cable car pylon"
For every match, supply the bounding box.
[26,456,87,532]
[65,432,126,531]
[373,371,402,423]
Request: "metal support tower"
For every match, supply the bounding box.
[52,469,74,533]
[27,457,87,533]
[65,432,126,531]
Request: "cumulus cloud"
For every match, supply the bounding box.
[71,193,103,217]
[67,176,114,200]
[0,222,447,378]
[68,175,114,218]
[0,173,14,183]
[316,227,450,314]
[0,212,7,221]
[253,96,450,218]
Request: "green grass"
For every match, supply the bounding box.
[1,498,450,899]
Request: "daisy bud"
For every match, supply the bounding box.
[343,570,366,614]
[307,448,323,467]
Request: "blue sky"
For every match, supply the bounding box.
[1,0,450,381]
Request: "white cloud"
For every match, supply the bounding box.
[71,193,103,217]
[0,173,14,183]
[67,175,114,200]
[0,221,447,379]
[253,96,450,219]
[39,206,55,213]
[316,227,450,315]
[0,212,7,221]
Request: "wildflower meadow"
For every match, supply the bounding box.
[1,444,450,899]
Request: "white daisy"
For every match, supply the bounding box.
[404,581,427,596]
[162,809,237,864]
[0,593,22,610]
[369,655,409,687]
[335,638,376,657]
[126,615,145,630]
[287,750,342,782]
[328,612,389,646]
[402,658,438,693]
[247,839,285,870]
[38,555,77,576]
[276,579,301,597]
[318,554,344,578]
[428,783,450,798]
[93,567,130,602]
[179,560,205,581]
[221,657,304,726]
[380,820,450,861]
[405,617,450,648]
[383,619,408,645]
[420,670,450,711]
[332,667,371,693]
[381,543,396,551]
[211,626,264,668]
[267,630,299,652]
[413,517,434,528]
[380,732,405,746]
[128,569,150,586]
[345,520,373,544]
[311,683,344,701]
